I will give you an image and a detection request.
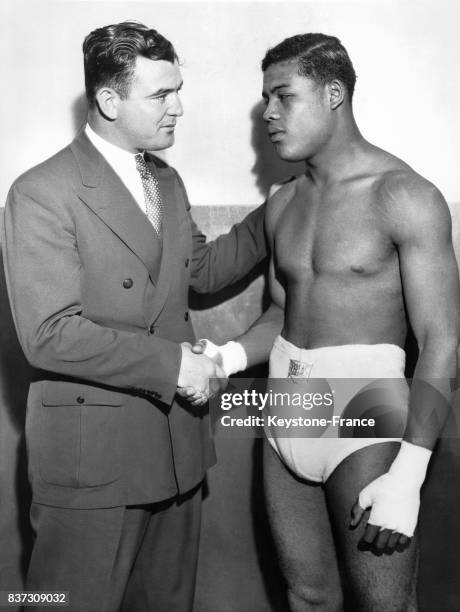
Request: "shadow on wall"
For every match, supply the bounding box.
[250,100,305,197]
[72,94,305,198]
[0,238,33,593]
[72,92,88,133]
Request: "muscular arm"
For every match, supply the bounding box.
[188,262,284,390]
[192,181,291,374]
[351,175,460,544]
[234,235,286,367]
[234,181,291,366]
[392,178,459,448]
[234,302,284,368]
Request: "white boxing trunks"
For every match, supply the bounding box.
[265,335,409,482]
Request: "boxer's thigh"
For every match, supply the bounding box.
[325,442,418,612]
[263,440,343,611]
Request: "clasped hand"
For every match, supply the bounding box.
[177,341,227,405]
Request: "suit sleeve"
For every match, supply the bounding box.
[2,180,180,405]
[173,172,268,294]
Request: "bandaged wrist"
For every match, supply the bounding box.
[388,441,432,488]
[201,339,248,376]
[219,341,248,376]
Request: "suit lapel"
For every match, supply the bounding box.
[70,131,162,285]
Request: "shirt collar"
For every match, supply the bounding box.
[85,123,141,172]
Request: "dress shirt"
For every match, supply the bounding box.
[85,124,146,213]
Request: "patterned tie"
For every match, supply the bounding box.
[134,153,163,237]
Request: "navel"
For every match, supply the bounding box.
[350,264,365,274]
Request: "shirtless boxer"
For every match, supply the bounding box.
[189,34,459,610]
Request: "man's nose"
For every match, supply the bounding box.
[169,93,184,117]
[263,102,279,122]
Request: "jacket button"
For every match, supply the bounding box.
[123,278,133,289]
[149,324,155,334]
[184,311,189,321]
[76,396,85,404]
[185,258,190,268]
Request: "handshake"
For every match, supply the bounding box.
[177,339,247,405]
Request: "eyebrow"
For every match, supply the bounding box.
[148,82,184,98]
[262,83,291,97]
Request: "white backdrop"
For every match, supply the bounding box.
[1,0,459,206]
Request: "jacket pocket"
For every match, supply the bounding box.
[39,382,123,488]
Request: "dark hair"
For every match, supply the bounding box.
[262,33,356,100]
[83,21,177,107]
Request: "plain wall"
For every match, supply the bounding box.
[1,0,460,207]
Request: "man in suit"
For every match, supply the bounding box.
[2,21,266,611]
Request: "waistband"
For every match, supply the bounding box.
[271,335,406,379]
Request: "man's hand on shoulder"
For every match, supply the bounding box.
[268,175,297,199]
[265,176,298,243]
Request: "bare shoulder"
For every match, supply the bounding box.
[265,175,299,240]
[376,165,452,243]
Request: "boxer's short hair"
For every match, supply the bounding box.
[262,33,356,100]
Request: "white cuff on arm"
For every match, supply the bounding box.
[201,340,248,377]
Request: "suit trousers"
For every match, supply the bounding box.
[26,484,203,612]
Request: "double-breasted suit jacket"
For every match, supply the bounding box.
[2,130,266,509]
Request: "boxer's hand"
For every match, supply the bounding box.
[192,339,247,377]
[192,339,223,364]
[191,340,206,354]
[209,363,229,396]
[350,441,431,550]
[350,473,419,550]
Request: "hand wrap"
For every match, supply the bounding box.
[200,339,247,377]
[358,441,431,536]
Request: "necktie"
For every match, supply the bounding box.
[134,153,163,237]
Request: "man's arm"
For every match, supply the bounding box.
[3,179,222,405]
[173,170,268,295]
[189,182,289,378]
[351,175,460,547]
[183,290,283,406]
[397,186,458,447]
[191,301,284,384]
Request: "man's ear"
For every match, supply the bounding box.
[94,87,120,121]
[328,79,345,110]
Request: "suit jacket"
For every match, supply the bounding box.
[2,130,266,509]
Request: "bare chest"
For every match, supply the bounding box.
[274,189,396,283]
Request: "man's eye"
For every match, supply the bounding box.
[152,94,167,103]
[279,94,291,101]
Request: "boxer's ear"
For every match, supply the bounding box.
[328,79,345,110]
[94,87,120,121]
